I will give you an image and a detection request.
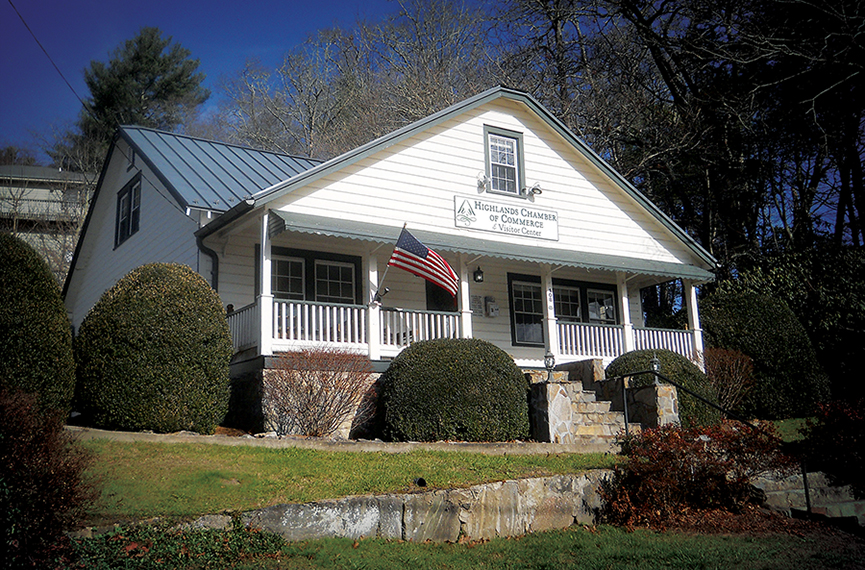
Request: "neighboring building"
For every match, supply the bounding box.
[0,164,94,283]
[64,87,716,376]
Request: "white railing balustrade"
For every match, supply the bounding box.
[273,300,367,346]
[634,327,694,359]
[557,321,625,358]
[227,302,257,351]
[228,298,697,362]
[380,307,458,348]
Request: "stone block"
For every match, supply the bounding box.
[404,491,461,542]
[244,495,391,541]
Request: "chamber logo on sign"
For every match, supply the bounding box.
[453,195,559,240]
[456,200,477,224]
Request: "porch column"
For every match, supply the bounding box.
[258,208,273,357]
[685,280,705,368]
[366,253,381,360]
[617,272,635,353]
[541,265,558,359]
[458,253,473,339]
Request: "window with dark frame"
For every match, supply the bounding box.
[115,178,141,247]
[507,273,619,347]
[315,260,356,304]
[255,245,362,305]
[272,256,304,300]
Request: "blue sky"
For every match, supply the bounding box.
[1,0,405,159]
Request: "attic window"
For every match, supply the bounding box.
[484,125,525,196]
[115,176,141,247]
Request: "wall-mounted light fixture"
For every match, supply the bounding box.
[477,172,489,189]
[473,266,484,283]
[521,182,543,197]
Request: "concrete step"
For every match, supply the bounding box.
[753,471,865,527]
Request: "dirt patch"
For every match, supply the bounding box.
[214,426,249,437]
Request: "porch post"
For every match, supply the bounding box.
[259,208,273,357]
[685,280,705,368]
[458,253,473,339]
[617,272,635,353]
[366,253,381,360]
[541,265,558,359]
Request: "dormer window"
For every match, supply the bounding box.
[484,126,525,197]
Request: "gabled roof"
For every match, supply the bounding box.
[120,126,321,212]
[206,86,715,270]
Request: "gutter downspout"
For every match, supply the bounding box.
[193,199,256,292]
[196,233,220,291]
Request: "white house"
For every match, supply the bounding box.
[64,87,715,377]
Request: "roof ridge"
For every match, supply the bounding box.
[118,125,323,164]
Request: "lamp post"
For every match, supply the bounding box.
[650,353,661,386]
[544,350,555,382]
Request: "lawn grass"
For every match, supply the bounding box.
[67,523,863,570]
[773,417,811,442]
[82,440,619,521]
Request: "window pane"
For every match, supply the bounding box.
[273,257,304,299]
[554,286,582,322]
[512,282,543,344]
[489,134,518,194]
[315,261,355,304]
[587,289,616,323]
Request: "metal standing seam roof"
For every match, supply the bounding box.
[120,126,322,212]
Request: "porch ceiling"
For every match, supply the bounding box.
[269,211,715,282]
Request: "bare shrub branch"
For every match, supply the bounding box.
[704,347,754,412]
[263,347,375,437]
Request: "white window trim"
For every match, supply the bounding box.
[484,125,526,198]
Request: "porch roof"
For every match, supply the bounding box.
[269,211,715,282]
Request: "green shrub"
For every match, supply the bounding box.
[380,338,529,442]
[606,349,721,428]
[601,422,792,528]
[701,290,829,419]
[0,233,75,413]
[1,389,98,568]
[74,263,232,434]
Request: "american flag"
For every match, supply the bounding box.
[388,228,459,297]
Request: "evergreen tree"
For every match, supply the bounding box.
[51,27,208,171]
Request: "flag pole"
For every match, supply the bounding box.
[372,223,406,304]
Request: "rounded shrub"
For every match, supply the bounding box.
[380,338,529,442]
[701,290,829,419]
[0,233,75,413]
[74,263,232,434]
[606,349,721,428]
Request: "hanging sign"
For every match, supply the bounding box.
[454,196,559,240]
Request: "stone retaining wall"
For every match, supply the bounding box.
[199,471,612,542]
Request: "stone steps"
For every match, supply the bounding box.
[752,471,865,528]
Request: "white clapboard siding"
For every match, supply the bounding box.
[266,99,697,268]
[64,141,200,329]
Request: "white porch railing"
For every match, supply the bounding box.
[228,302,258,351]
[634,326,695,359]
[380,307,459,349]
[557,321,625,358]
[273,300,368,347]
[227,299,697,361]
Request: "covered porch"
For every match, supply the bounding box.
[221,210,708,367]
